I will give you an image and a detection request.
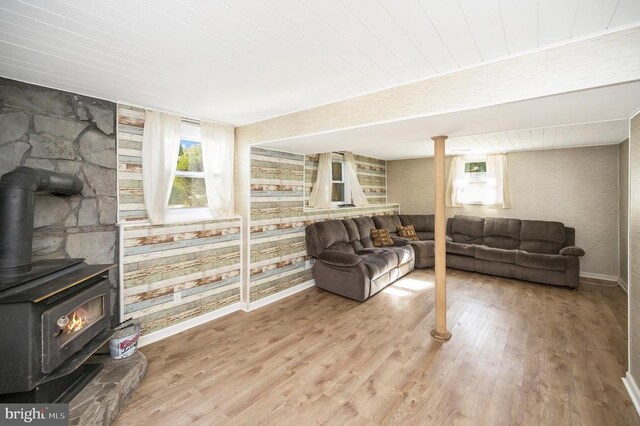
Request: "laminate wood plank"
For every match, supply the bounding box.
[115,269,638,425]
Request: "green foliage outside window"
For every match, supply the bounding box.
[168,141,208,208]
[465,161,487,173]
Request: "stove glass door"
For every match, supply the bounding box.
[58,296,105,348]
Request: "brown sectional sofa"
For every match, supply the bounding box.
[445,215,584,287]
[305,213,585,301]
[305,216,415,301]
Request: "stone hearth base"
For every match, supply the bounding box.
[69,352,147,426]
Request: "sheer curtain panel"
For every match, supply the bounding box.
[308,153,332,209]
[485,154,511,208]
[344,152,368,206]
[445,155,466,207]
[142,111,182,224]
[201,121,235,216]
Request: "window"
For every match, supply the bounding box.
[331,160,351,206]
[465,161,487,182]
[462,159,488,204]
[448,154,509,208]
[168,121,208,209]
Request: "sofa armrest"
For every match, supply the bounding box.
[560,246,585,256]
[318,250,362,267]
[445,235,453,242]
[391,236,411,246]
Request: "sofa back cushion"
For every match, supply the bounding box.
[341,219,363,252]
[450,215,485,244]
[519,220,566,254]
[372,215,402,236]
[352,216,376,249]
[399,215,434,232]
[483,217,521,249]
[565,227,576,247]
[311,220,355,254]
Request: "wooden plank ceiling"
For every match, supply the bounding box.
[0,0,638,125]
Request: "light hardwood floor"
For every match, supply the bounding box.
[116,269,638,425]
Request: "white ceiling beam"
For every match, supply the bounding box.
[237,26,640,146]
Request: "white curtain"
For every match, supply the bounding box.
[344,152,368,206]
[201,121,235,216]
[445,156,466,207]
[308,153,332,209]
[485,153,511,208]
[142,110,182,224]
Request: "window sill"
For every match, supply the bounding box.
[303,203,399,213]
[118,209,241,228]
[164,207,214,224]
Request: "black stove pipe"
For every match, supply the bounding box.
[0,167,83,271]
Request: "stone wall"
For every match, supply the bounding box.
[0,78,119,319]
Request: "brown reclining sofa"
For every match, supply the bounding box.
[305,214,585,301]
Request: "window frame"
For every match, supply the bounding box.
[330,160,351,207]
[165,121,212,223]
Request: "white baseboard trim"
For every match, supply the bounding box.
[580,272,619,282]
[623,372,640,417]
[619,278,629,293]
[138,302,242,348]
[246,280,315,312]
[240,301,250,312]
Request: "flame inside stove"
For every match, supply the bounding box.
[66,310,87,334]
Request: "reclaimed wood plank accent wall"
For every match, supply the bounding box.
[250,147,398,301]
[304,153,387,206]
[117,105,241,335]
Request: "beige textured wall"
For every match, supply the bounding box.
[630,114,640,380]
[620,139,629,286]
[388,145,620,276]
[387,158,435,215]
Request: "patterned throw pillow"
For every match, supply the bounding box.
[397,225,419,241]
[371,228,394,247]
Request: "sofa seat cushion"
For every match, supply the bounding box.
[516,251,565,271]
[475,246,518,264]
[361,251,398,279]
[411,240,435,258]
[357,247,387,255]
[416,231,434,241]
[446,241,476,257]
[386,245,414,265]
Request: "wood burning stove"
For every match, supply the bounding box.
[0,259,114,402]
[0,167,116,403]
